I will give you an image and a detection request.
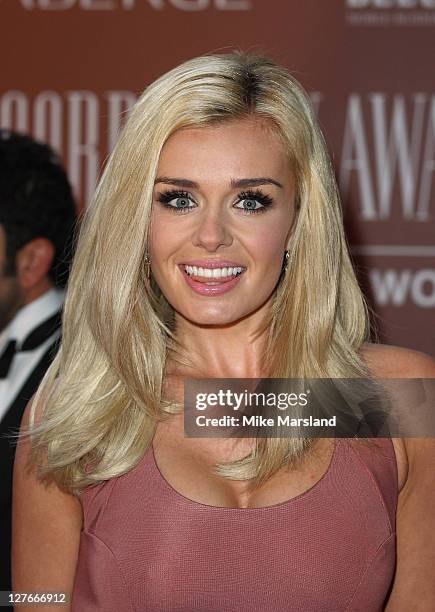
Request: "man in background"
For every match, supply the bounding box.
[0,130,77,593]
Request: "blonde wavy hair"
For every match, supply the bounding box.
[26,51,372,496]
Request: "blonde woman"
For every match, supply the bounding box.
[13,52,435,611]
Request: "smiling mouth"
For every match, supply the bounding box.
[180,264,246,284]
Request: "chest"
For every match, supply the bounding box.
[159,372,407,497]
[152,416,336,509]
[75,433,397,612]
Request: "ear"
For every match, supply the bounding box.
[15,238,55,290]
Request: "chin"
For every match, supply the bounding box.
[179,306,247,327]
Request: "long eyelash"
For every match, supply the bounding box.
[157,189,191,204]
[237,189,274,214]
[156,188,274,215]
[156,190,194,213]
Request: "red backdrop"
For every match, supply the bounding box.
[1,0,434,355]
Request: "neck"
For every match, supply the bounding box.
[168,302,273,379]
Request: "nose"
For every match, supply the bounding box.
[191,205,233,252]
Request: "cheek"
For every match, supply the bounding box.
[149,215,171,261]
[149,207,189,260]
[245,219,290,266]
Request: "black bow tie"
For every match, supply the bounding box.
[0,310,62,379]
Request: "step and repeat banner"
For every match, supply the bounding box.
[1,0,434,355]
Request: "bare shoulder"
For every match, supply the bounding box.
[357,344,435,607]
[359,343,435,494]
[360,341,435,378]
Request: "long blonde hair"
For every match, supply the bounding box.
[26,51,371,495]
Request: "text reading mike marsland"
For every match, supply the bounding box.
[196,415,337,428]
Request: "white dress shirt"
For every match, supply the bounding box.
[0,287,64,421]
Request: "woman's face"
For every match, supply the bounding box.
[149,117,297,327]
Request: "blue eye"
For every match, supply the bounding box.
[234,190,274,215]
[234,198,264,212]
[157,190,196,213]
[156,188,274,215]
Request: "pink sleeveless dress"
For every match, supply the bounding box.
[71,438,397,611]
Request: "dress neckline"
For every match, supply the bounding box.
[149,437,340,512]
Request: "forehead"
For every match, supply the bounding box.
[156,118,291,186]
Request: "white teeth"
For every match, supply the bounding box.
[184,265,244,278]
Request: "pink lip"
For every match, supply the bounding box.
[179,259,246,269]
[179,265,245,296]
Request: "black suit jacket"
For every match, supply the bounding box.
[0,337,60,596]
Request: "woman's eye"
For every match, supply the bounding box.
[157,191,196,213]
[234,198,264,212]
[168,196,194,210]
[157,190,272,215]
[234,190,273,214]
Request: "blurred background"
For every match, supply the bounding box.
[1,0,434,355]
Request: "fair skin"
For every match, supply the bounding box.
[150,118,296,376]
[0,223,55,332]
[12,118,435,610]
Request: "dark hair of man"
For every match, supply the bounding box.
[0,130,78,288]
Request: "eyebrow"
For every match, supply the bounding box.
[154,177,284,189]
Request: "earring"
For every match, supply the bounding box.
[283,250,290,271]
[144,254,151,280]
